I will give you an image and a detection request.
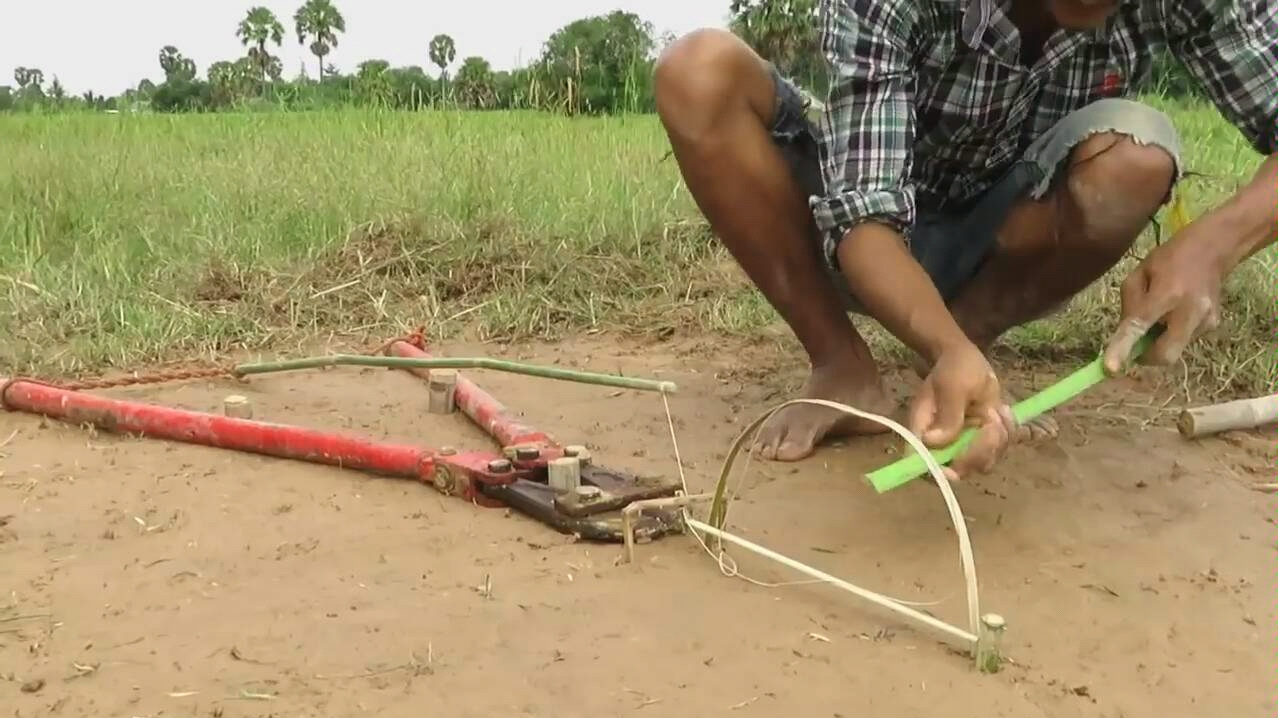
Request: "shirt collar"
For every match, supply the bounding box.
[961,0,1111,64]
[961,0,999,49]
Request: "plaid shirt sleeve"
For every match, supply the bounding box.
[1165,0,1278,155]
[810,0,920,267]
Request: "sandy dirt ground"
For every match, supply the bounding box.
[1,336,1272,718]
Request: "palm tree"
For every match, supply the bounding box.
[428,34,456,101]
[158,45,197,83]
[236,6,286,82]
[47,77,66,106]
[13,67,43,91]
[294,0,346,80]
[428,34,456,79]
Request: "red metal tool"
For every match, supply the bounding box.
[0,346,681,542]
[383,339,682,540]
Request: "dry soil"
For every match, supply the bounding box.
[1,337,1272,717]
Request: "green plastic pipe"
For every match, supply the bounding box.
[233,354,678,394]
[865,332,1158,493]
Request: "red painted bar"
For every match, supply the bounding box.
[0,379,434,480]
[386,341,552,449]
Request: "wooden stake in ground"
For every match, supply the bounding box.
[222,395,252,419]
[975,613,1006,673]
[428,370,458,414]
[1177,394,1278,438]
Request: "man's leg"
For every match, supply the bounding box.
[916,99,1181,435]
[653,29,894,461]
[947,100,1181,350]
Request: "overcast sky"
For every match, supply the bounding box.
[0,0,732,95]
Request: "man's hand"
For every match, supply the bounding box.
[1102,232,1224,374]
[907,341,1017,481]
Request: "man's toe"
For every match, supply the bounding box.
[1014,415,1060,443]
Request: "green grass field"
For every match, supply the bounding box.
[1,97,1273,394]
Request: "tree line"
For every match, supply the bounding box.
[1,0,1201,116]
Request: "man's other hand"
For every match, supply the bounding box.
[1102,233,1224,375]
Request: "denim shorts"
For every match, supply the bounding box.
[768,67,1182,310]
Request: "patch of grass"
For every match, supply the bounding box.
[0,100,1273,395]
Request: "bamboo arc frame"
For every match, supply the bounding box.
[632,397,1002,670]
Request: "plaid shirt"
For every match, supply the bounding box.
[809,0,1278,253]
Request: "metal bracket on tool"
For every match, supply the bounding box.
[388,339,685,543]
[424,446,684,542]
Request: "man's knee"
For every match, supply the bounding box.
[1071,131,1178,190]
[654,28,772,139]
[1053,99,1180,238]
[1062,105,1180,242]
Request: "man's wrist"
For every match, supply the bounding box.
[1193,153,1278,275]
[916,322,973,364]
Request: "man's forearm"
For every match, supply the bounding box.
[835,222,970,363]
[1196,153,1278,274]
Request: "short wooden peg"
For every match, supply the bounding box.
[548,457,581,492]
[223,395,253,419]
[975,613,1006,673]
[428,369,458,414]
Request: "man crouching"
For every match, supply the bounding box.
[653,0,1278,479]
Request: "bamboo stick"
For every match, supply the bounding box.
[685,517,979,647]
[867,331,1160,492]
[1177,394,1278,438]
[233,354,678,394]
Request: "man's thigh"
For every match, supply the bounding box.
[769,84,1183,311]
[911,99,1184,301]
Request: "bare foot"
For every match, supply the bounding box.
[753,364,897,462]
[1012,411,1059,443]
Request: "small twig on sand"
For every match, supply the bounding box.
[623,688,662,710]
[1,613,50,623]
[228,645,272,665]
[314,649,433,680]
[472,574,493,599]
[314,663,414,680]
[65,662,99,683]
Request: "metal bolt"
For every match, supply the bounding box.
[574,485,602,502]
[432,467,455,493]
[487,458,512,473]
[515,446,540,461]
[564,445,592,464]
